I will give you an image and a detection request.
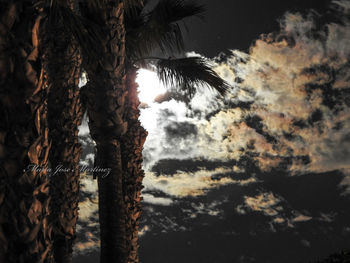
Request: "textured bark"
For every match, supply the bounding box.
[0,2,52,262]
[81,1,129,262]
[41,1,83,262]
[121,67,147,263]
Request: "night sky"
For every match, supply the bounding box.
[144,0,331,57]
[183,0,331,56]
[73,1,350,262]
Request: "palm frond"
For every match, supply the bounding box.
[144,0,205,53]
[79,0,106,26]
[48,1,104,61]
[147,0,205,23]
[126,0,205,60]
[84,0,143,21]
[156,57,230,97]
[124,0,144,15]
[86,0,107,9]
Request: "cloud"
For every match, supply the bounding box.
[182,201,224,218]
[339,169,350,196]
[318,212,337,223]
[142,194,174,206]
[210,1,350,174]
[263,8,349,169]
[235,192,316,229]
[164,121,198,141]
[142,167,257,197]
[143,168,233,197]
[236,192,283,217]
[292,214,312,223]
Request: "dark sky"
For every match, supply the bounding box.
[183,0,331,57]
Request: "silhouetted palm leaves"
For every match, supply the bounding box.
[156,57,230,96]
[126,0,205,58]
[126,0,229,97]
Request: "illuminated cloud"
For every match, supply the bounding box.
[236,192,283,217]
[292,214,312,223]
[236,192,314,228]
[142,194,174,206]
[208,0,350,174]
[142,167,257,197]
[189,201,223,217]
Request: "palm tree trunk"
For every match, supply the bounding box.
[121,67,147,263]
[82,80,128,263]
[41,1,83,262]
[81,1,129,262]
[0,2,52,262]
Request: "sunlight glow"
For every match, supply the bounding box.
[136,69,167,104]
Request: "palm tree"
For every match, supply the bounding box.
[120,66,147,263]
[1,1,102,262]
[80,1,229,263]
[40,0,111,261]
[40,1,85,262]
[121,1,229,261]
[79,0,130,262]
[0,1,53,262]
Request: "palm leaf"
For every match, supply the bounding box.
[156,57,230,97]
[79,0,106,27]
[143,0,205,53]
[126,0,205,60]
[86,0,107,9]
[48,1,104,62]
[124,0,144,15]
[84,0,143,21]
[146,0,205,25]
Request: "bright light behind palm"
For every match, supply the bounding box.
[136,69,167,104]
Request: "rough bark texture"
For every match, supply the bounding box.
[121,67,147,263]
[41,1,83,262]
[81,1,129,262]
[0,2,52,262]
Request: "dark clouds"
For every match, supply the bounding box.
[164,121,198,140]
